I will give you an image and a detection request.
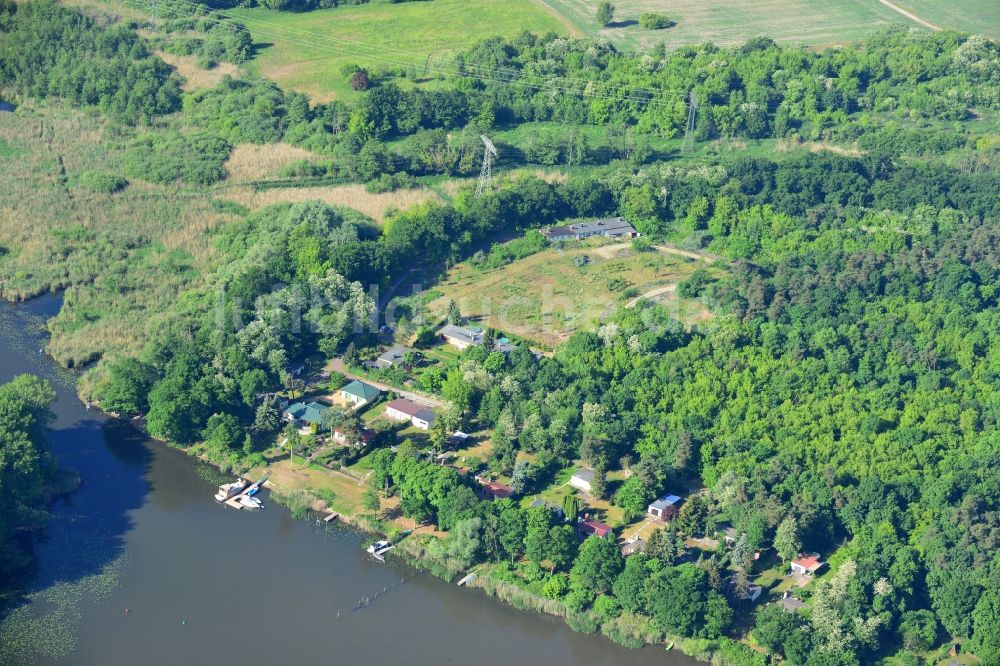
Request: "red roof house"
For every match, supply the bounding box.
[790,554,825,575]
[577,518,613,539]
[480,479,513,499]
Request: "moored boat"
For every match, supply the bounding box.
[246,473,269,497]
[238,495,263,509]
[214,478,247,502]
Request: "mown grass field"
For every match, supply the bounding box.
[536,0,995,50]
[427,239,721,348]
[226,0,577,101]
[891,0,1000,37]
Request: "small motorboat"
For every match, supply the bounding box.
[214,478,247,502]
[238,495,263,509]
[246,473,270,497]
[366,540,390,555]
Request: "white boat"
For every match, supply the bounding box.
[214,478,247,502]
[366,540,390,555]
[238,495,263,509]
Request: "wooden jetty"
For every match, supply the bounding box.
[224,486,254,509]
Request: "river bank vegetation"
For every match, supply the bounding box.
[0,375,72,601]
[2,0,1000,662]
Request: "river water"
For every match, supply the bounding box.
[0,295,695,666]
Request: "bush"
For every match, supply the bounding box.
[639,12,674,29]
[566,611,600,634]
[607,277,630,291]
[78,171,128,194]
[600,612,664,648]
[124,131,232,185]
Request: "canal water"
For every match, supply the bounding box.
[0,295,696,666]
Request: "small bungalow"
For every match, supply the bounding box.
[790,554,825,576]
[541,216,638,242]
[332,427,376,448]
[384,398,436,430]
[338,380,381,408]
[283,401,329,428]
[448,431,471,449]
[647,494,682,519]
[439,324,484,350]
[621,536,647,557]
[375,347,410,369]
[479,478,513,499]
[569,469,594,494]
[776,592,805,612]
[728,578,763,603]
[577,517,614,540]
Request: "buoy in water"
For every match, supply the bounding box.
[124,608,129,614]
[181,620,187,625]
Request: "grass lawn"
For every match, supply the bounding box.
[537,0,939,51]
[266,457,367,514]
[427,239,721,348]
[226,0,576,101]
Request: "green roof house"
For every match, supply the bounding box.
[284,401,329,427]
[338,380,381,407]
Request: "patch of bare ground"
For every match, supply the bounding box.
[156,52,239,91]
[223,184,442,223]
[225,143,321,181]
[775,137,862,156]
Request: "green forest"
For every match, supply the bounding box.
[1,0,999,663]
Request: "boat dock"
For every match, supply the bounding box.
[219,475,268,510]
[224,487,254,509]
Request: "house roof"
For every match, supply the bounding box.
[776,595,805,611]
[385,398,424,417]
[571,469,594,483]
[481,480,512,498]
[792,555,824,571]
[385,399,436,423]
[439,324,483,345]
[413,408,437,424]
[377,347,409,364]
[334,427,376,445]
[648,494,682,511]
[542,217,637,239]
[579,518,613,537]
[340,380,380,401]
[285,401,328,425]
[621,538,647,556]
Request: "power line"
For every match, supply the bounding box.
[137,0,692,112]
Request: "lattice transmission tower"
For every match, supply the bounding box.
[683,91,698,152]
[476,135,497,197]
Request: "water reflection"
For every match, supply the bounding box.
[0,295,697,666]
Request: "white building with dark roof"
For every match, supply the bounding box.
[542,217,638,242]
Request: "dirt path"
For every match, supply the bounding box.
[876,0,941,31]
[328,358,444,409]
[529,0,584,37]
[594,242,719,263]
[626,284,677,308]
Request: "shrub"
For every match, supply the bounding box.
[600,612,664,648]
[124,131,232,185]
[78,171,128,194]
[566,611,600,634]
[607,276,630,291]
[639,12,674,29]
